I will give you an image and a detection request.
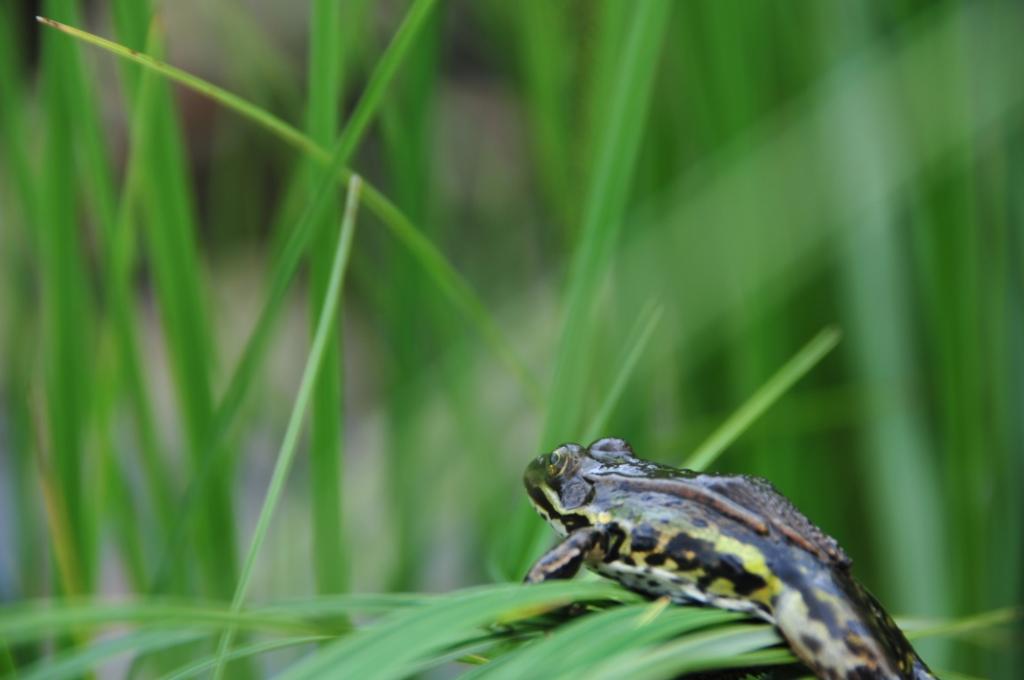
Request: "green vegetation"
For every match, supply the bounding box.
[0,1,1020,677]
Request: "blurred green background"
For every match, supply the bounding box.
[0,0,1021,677]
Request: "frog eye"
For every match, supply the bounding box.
[548,448,568,475]
[548,444,581,477]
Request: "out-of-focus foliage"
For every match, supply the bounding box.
[0,0,1020,677]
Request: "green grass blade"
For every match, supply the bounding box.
[34,17,318,158]
[583,303,664,443]
[359,182,543,402]
[35,14,539,403]
[0,641,13,677]
[144,0,438,591]
[684,326,842,471]
[105,9,179,561]
[40,0,148,600]
[18,630,203,680]
[0,601,320,643]
[305,0,348,601]
[161,636,329,680]
[541,0,672,446]
[0,0,46,608]
[467,603,736,680]
[904,607,1020,642]
[37,0,98,592]
[504,0,671,581]
[0,5,41,235]
[211,176,363,678]
[585,624,784,680]
[516,0,574,231]
[375,9,443,589]
[276,581,636,680]
[123,24,238,598]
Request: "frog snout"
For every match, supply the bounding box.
[523,454,550,487]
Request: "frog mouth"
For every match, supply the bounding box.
[526,484,562,522]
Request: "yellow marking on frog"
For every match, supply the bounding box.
[678,567,707,582]
[707,577,740,598]
[715,535,782,587]
[596,511,612,524]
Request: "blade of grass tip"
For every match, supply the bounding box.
[35,16,319,158]
[35,13,541,406]
[211,176,363,679]
[583,303,663,443]
[903,607,1019,641]
[932,672,987,680]
[42,0,149,603]
[683,326,842,471]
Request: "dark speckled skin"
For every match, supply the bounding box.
[524,439,935,680]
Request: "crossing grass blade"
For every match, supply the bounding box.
[17,630,204,680]
[211,176,363,678]
[684,326,841,471]
[123,21,239,598]
[142,0,443,592]
[584,624,786,680]
[34,14,539,403]
[104,4,179,567]
[162,636,329,680]
[464,603,738,680]
[0,585,1010,678]
[275,581,637,680]
[7,2,1023,678]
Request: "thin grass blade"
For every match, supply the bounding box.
[583,303,664,443]
[276,581,636,680]
[211,176,363,678]
[684,326,841,471]
[34,14,539,404]
[305,0,348,602]
[506,0,672,581]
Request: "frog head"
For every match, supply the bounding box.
[524,438,638,532]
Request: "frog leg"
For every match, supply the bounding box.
[524,527,605,583]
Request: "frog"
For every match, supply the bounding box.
[523,438,936,680]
